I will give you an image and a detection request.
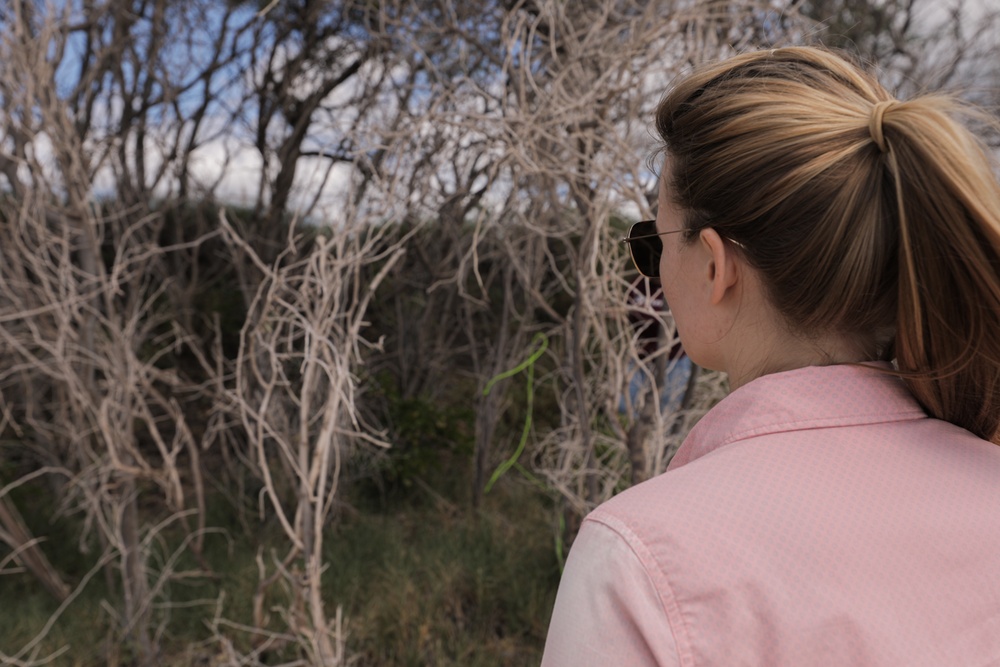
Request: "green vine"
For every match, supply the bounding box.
[482,332,549,493]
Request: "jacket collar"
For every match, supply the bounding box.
[668,363,927,470]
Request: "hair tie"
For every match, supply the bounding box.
[869,100,895,154]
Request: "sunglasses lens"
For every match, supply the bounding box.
[627,221,661,278]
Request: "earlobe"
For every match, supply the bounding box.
[700,228,739,305]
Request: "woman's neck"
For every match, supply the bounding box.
[723,320,873,392]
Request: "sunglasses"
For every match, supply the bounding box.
[620,219,686,279]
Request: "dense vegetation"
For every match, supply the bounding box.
[0,0,997,664]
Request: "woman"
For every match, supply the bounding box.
[541,47,1000,666]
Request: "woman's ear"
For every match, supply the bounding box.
[699,228,740,306]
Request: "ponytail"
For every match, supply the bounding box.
[880,97,1000,441]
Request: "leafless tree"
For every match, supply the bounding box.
[208,210,404,664]
[0,1,249,663]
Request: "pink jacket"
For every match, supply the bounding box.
[541,363,1000,666]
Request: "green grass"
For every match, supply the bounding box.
[328,485,560,665]
[0,474,561,666]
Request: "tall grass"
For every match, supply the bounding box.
[0,467,560,666]
[328,484,560,666]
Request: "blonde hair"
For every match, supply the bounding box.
[656,46,1000,442]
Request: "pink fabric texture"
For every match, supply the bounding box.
[541,363,1000,666]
